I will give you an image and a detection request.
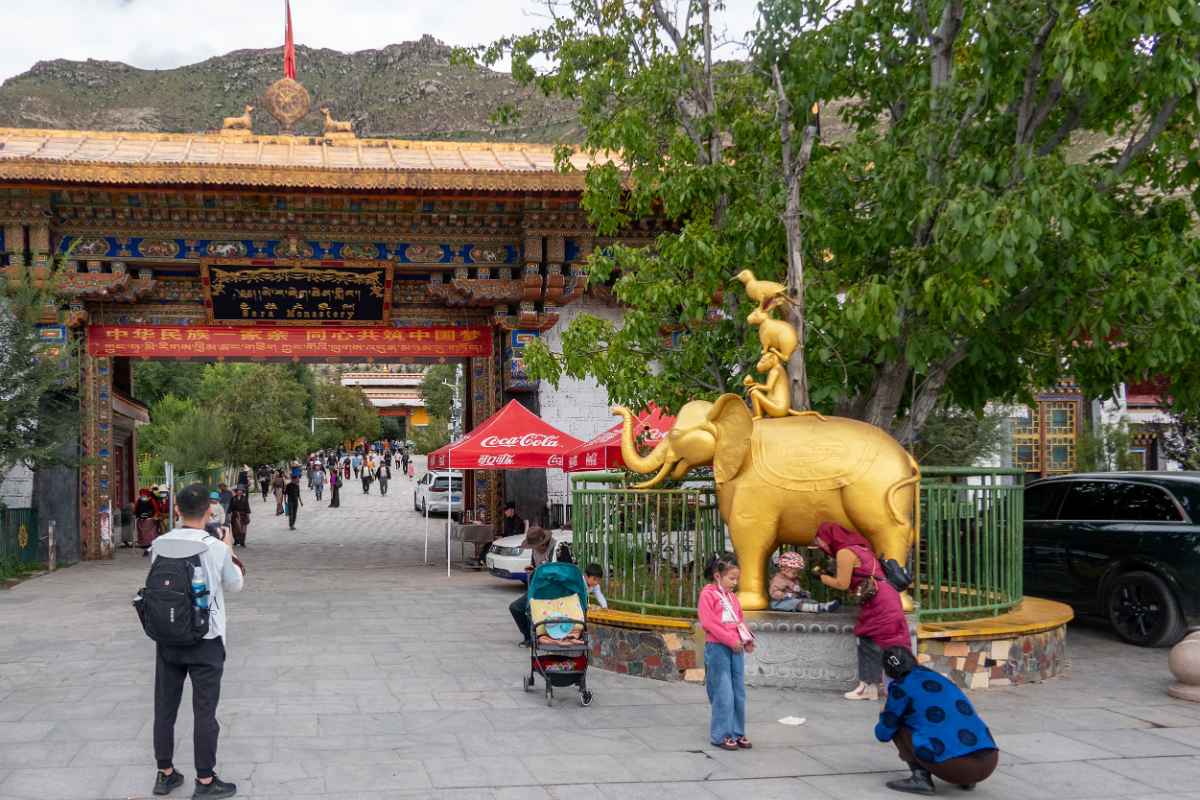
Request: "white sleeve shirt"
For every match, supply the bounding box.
[152,528,244,641]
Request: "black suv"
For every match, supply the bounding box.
[1024,472,1200,647]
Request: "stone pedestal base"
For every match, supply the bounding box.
[742,610,867,690]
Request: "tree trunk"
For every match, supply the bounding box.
[784,188,810,411]
[861,358,910,432]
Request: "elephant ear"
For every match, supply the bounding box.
[706,393,753,484]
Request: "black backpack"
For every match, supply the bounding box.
[882,557,913,592]
[133,542,211,646]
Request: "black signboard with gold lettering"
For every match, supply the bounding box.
[201,261,392,325]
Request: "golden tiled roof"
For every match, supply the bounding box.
[0,128,609,192]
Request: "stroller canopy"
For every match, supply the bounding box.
[529,561,588,611]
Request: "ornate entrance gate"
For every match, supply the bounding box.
[0,123,629,560]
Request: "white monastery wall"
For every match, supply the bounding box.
[538,296,624,501]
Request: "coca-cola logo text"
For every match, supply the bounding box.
[480,434,560,448]
[477,454,516,466]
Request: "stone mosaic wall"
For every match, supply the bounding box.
[918,625,1068,689]
[589,623,698,682]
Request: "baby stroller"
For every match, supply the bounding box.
[522,561,593,707]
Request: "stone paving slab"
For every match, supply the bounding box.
[1,462,1198,800]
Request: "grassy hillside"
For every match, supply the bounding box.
[0,36,580,142]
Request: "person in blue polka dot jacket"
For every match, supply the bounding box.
[874,646,999,795]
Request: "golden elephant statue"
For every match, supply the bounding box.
[614,394,920,610]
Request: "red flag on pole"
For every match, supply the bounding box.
[283,0,296,79]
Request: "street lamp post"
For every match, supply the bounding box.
[441,363,463,441]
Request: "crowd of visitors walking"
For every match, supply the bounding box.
[130,441,413,555]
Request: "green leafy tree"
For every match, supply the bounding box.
[1076,419,1142,472]
[480,0,1200,445]
[410,416,451,455]
[284,362,318,421]
[911,406,1006,467]
[136,394,227,482]
[198,364,311,468]
[420,364,457,420]
[1152,404,1200,469]
[131,361,206,407]
[312,383,382,450]
[0,262,79,483]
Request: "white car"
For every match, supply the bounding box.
[485,530,573,583]
[413,471,464,516]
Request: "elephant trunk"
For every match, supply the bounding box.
[612,406,670,476]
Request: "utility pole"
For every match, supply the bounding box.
[442,363,463,441]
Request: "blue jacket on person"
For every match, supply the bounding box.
[875,666,996,763]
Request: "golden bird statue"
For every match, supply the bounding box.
[734,269,788,311]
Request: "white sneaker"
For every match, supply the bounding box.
[843,682,878,701]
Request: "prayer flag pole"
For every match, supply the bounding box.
[283,0,297,79]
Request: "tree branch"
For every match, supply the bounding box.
[1024,76,1064,144]
[651,0,686,53]
[948,88,986,160]
[1104,92,1185,186]
[913,0,932,42]
[1036,92,1088,156]
[1015,8,1060,145]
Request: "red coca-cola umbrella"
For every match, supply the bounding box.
[427,400,585,470]
[562,404,675,472]
[425,401,584,577]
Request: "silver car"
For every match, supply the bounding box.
[413,471,464,516]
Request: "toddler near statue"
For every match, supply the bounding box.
[768,551,841,613]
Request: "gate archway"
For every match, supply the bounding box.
[0,125,639,560]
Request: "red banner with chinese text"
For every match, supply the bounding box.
[87,325,493,359]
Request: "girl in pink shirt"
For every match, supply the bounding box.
[697,552,755,751]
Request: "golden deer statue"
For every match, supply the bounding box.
[320,107,353,135]
[221,105,254,131]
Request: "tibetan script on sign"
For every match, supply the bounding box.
[87,325,493,359]
[203,264,390,323]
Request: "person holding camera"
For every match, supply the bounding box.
[146,483,245,798]
[813,521,910,701]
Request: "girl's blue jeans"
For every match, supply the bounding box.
[704,642,745,744]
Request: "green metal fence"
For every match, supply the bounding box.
[917,467,1024,621]
[0,508,40,567]
[571,466,1025,621]
[571,473,725,616]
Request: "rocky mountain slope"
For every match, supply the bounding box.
[0,36,580,141]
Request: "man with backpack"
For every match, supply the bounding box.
[138,482,244,798]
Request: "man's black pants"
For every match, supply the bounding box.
[288,503,299,528]
[154,637,225,779]
[509,595,531,643]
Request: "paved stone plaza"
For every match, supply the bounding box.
[1,466,1198,800]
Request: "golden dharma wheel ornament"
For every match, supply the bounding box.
[264,77,311,132]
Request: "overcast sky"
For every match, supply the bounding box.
[0,0,759,85]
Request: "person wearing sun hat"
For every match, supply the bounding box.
[507,526,555,646]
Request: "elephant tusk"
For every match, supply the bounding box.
[632,459,673,489]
